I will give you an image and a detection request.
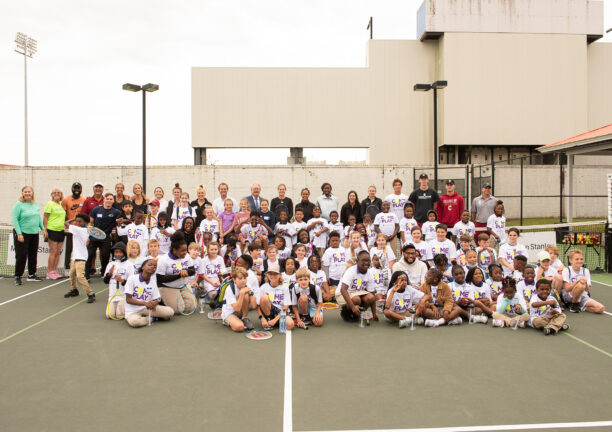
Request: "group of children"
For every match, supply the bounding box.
[63,193,605,333]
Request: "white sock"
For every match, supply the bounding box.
[436,318,445,326]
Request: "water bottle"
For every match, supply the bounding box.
[199,298,205,314]
[279,310,287,334]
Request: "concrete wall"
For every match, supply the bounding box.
[419,0,603,39]
[587,42,612,129]
[1,165,607,225]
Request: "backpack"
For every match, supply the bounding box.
[212,276,235,309]
[290,282,318,308]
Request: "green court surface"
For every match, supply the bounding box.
[1,277,611,432]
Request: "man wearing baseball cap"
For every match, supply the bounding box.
[408,173,440,224]
[471,183,497,231]
[437,179,464,237]
[61,182,85,276]
[82,182,105,215]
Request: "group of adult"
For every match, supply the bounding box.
[10,175,499,284]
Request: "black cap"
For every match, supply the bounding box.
[445,179,455,185]
[72,182,82,188]
[122,200,134,207]
[482,183,492,188]
[419,173,428,179]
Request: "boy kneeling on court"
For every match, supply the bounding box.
[384,271,425,328]
[221,267,253,332]
[529,279,569,335]
[291,267,323,328]
[419,268,462,327]
[124,258,174,327]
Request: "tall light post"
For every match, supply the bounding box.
[122,83,159,194]
[14,32,37,166]
[414,80,447,191]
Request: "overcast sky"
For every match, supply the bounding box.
[2,1,611,167]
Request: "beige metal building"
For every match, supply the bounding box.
[192,0,611,166]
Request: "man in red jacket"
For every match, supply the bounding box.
[82,182,105,215]
[437,180,464,239]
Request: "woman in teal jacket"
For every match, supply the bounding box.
[12,186,47,285]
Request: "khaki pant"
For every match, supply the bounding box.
[532,314,567,332]
[106,300,125,320]
[335,289,370,306]
[126,306,174,327]
[70,260,91,294]
[160,287,197,315]
[492,312,529,326]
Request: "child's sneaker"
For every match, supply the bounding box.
[518,320,526,328]
[64,289,79,298]
[492,319,505,328]
[424,319,439,328]
[569,303,581,313]
[561,323,570,331]
[448,317,462,326]
[543,327,555,336]
[87,293,96,303]
[27,274,42,282]
[415,317,424,326]
[398,317,412,329]
[478,314,488,324]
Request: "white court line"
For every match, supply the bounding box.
[0,279,69,307]
[592,280,612,288]
[283,330,293,432]
[297,420,612,432]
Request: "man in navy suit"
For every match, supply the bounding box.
[245,183,263,211]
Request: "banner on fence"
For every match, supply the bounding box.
[7,234,66,267]
[521,231,556,263]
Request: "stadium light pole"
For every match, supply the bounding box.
[122,83,159,194]
[14,32,37,167]
[414,80,447,191]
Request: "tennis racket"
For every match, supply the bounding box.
[87,226,106,240]
[177,282,197,316]
[106,280,125,321]
[365,204,381,219]
[322,302,339,310]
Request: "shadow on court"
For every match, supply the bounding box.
[0,278,611,432]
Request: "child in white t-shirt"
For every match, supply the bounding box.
[63,213,95,301]
[384,179,409,223]
[562,249,605,314]
[171,192,196,230]
[384,271,425,328]
[327,211,344,241]
[186,242,204,295]
[529,279,568,335]
[221,267,251,332]
[466,266,492,322]
[291,267,323,328]
[399,203,418,246]
[487,264,505,303]
[199,206,220,242]
[370,254,388,306]
[240,210,270,249]
[321,232,347,295]
[343,214,357,242]
[374,201,399,252]
[201,241,227,303]
[451,210,475,244]
[124,258,174,327]
[274,236,292,261]
[281,256,298,289]
[428,224,457,264]
[291,209,307,245]
[410,226,432,265]
[307,206,329,256]
[307,255,329,303]
[421,210,438,242]
[476,233,496,277]
[517,265,536,305]
[362,213,376,248]
[274,209,294,248]
[492,277,529,328]
[257,263,295,330]
[150,212,175,255]
[103,241,135,320]
[293,243,309,270]
[117,210,149,258]
[486,201,506,245]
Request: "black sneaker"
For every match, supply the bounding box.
[569,303,581,313]
[241,317,254,331]
[87,293,96,303]
[89,269,96,277]
[302,314,313,326]
[14,276,22,286]
[27,275,42,282]
[561,323,570,331]
[544,327,554,336]
[64,289,79,298]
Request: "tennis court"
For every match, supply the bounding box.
[1,276,611,432]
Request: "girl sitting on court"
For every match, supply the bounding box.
[370,233,396,271]
[291,267,324,328]
[150,212,175,255]
[420,268,463,327]
[487,264,505,303]
[307,254,330,303]
[410,226,432,266]
[384,271,425,328]
[492,277,529,328]
[370,253,388,308]
[257,262,294,331]
[465,266,492,323]
[103,241,134,320]
[124,258,174,328]
[274,236,292,261]
[517,265,537,306]
[281,256,299,289]
[155,231,197,315]
[449,265,471,322]
[126,240,144,272]
[201,241,227,304]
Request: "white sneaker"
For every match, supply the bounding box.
[399,317,412,329]
[448,317,463,326]
[492,319,505,328]
[424,319,439,328]
[64,269,71,277]
[518,320,526,328]
[415,317,424,326]
[479,315,488,324]
[362,309,373,321]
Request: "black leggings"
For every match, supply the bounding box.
[13,230,39,277]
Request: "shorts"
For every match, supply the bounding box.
[308,306,323,318]
[561,290,591,311]
[335,289,371,306]
[47,229,66,243]
[223,312,241,326]
[266,304,282,320]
